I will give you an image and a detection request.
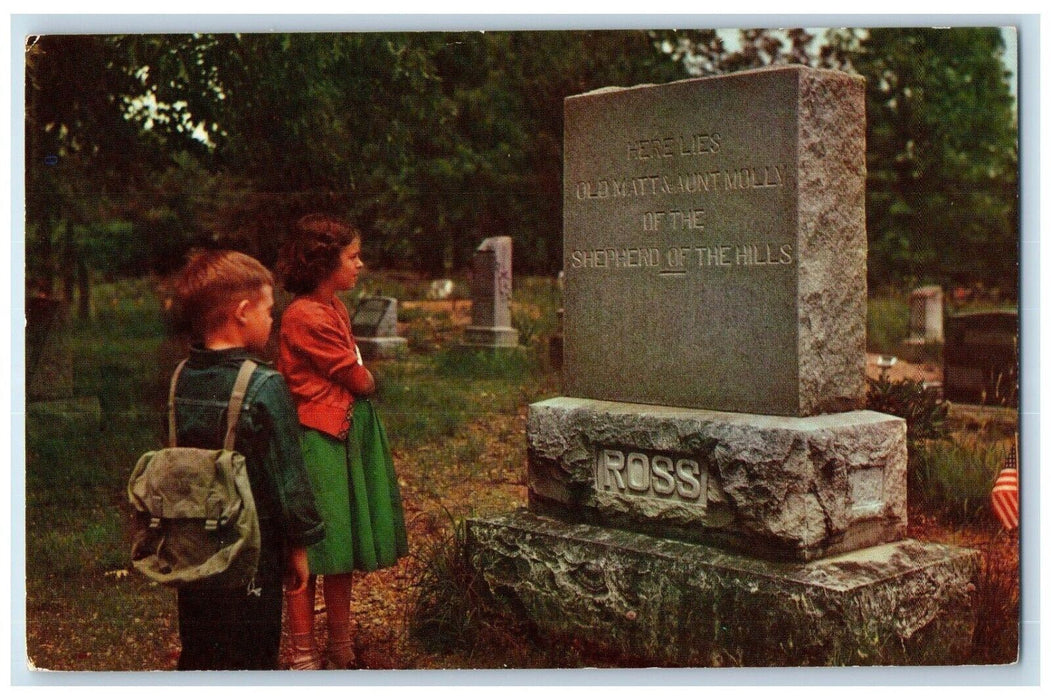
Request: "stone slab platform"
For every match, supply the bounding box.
[468,510,979,667]
[463,326,519,347]
[356,336,408,361]
[528,397,906,561]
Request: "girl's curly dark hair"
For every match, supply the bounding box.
[277,214,361,295]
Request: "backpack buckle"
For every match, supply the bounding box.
[149,495,164,528]
[204,493,222,531]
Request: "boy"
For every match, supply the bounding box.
[169,249,324,670]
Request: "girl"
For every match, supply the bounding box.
[276,213,409,670]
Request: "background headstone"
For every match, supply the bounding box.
[562,66,867,417]
[907,285,945,343]
[352,296,399,338]
[463,236,519,347]
[944,311,1018,406]
[352,296,407,360]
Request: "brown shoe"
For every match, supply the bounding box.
[323,638,357,670]
[287,632,321,670]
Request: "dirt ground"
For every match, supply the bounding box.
[278,405,531,670]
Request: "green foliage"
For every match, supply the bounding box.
[511,306,545,348]
[511,276,562,348]
[866,375,949,443]
[970,537,1021,664]
[403,311,458,353]
[661,27,821,75]
[406,514,579,668]
[909,437,1008,525]
[866,293,910,353]
[844,28,1019,293]
[25,36,188,300]
[27,31,691,280]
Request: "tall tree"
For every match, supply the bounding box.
[826,28,1018,293]
[122,31,690,274]
[25,35,206,313]
[26,35,146,308]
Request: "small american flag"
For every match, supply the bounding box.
[991,436,1019,530]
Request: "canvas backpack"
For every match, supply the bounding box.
[128,359,262,590]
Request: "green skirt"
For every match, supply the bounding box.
[300,398,409,574]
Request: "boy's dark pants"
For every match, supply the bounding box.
[176,534,285,671]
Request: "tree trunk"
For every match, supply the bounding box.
[61,268,75,304]
[77,258,91,320]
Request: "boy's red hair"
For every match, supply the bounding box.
[174,249,274,340]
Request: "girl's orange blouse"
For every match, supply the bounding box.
[278,295,373,439]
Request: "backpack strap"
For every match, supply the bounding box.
[167,359,189,448]
[223,360,258,451]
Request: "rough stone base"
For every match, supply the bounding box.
[468,510,978,667]
[356,336,408,360]
[529,397,906,561]
[463,325,519,347]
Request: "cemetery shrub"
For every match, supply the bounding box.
[866,375,949,444]
[400,309,457,352]
[407,517,551,665]
[407,517,488,653]
[510,276,561,348]
[510,306,544,348]
[397,305,439,324]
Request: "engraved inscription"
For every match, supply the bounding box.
[594,448,708,507]
[625,133,722,160]
[642,208,705,232]
[568,131,795,279]
[569,243,792,272]
[574,164,787,201]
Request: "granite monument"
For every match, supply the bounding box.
[469,66,979,666]
[463,236,519,348]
